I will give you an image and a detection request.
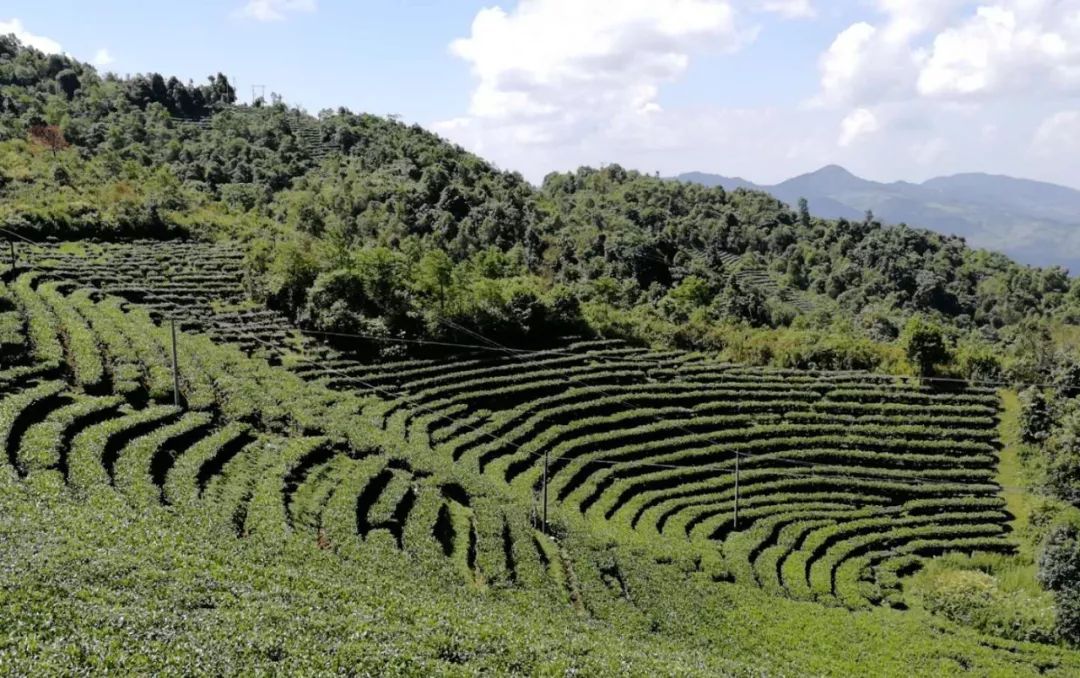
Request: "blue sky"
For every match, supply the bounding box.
[3,1,1079,188]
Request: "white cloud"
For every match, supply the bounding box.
[439,0,752,150]
[818,1,1080,107]
[817,22,884,106]
[0,18,62,53]
[93,48,114,67]
[434,0,1079,191]
[875,0,972,41]
[236,0,315,22]
[758,0,815,19]
[918,5,1080,98]
[838,108,879,146]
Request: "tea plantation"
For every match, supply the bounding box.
[1,240,1078,675]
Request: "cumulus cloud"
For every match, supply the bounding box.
[818,0,1080,107]
[838,108,879,146]
[439,0,752,150]
[758,0,815,19]
[236,0,316,22]
[918,5,1080,98]
[93,48,114,67]
[0,18,62,53]
[434,0,1078,190]
[817,22,892,106]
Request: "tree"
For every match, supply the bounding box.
[714,274,770,327]
[956,342,1001,382]
[28,124,68,156]
[1038,525,1080,644]
[150,73,168,104]
[902,316,949,377]
[785,249,808,290]
[55,69,80,99]
[797,197,811,230]
[1053,356,1080,398]
[415,249,454,312]
[668,275,712,308]
[203,73,236,107]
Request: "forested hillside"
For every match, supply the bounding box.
[8,33,1080,675]
[4,35,1080,383]
[0,25,1077,547]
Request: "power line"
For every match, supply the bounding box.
[0,229,1047,501]
[5,229,1061,393]
[435,315,1027,492]
[287,321,1051,392]
[243,325,1032,500]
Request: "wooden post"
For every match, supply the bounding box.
[540,446,548,537]
[171,319,181,408]
[733,453,740,530]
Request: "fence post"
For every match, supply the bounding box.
[733,453,740,530]
[171,319,181,408]
[542,448,549,536]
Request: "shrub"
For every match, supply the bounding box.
[918,568,1056,643]
[1020,387,1053,445]
[1038,525,1080,644]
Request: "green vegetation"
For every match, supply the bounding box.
[5,34,1080,674]
[6,35,1080,381]
[2,265,1080,674]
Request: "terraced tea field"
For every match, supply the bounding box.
[0,260,595,607]
[8,241,1010,604]
[4,240,1077,675]
[336,346,1009,608]
[20,240,330,360]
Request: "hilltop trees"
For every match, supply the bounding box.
[6,35,1080,377]
[55,68,79,99]
[124,72,235,117]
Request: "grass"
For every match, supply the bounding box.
[56,242,88,257]
[5,480,1080,676]
[997,390,1036,549]
[904,389,1059,643]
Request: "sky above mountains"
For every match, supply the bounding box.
[3,1,1079,188]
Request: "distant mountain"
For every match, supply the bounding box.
[676,167,1080,272]
[677,171,763,192]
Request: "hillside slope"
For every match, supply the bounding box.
[8,35,1080,389]
[1,241,1079,674]
[6,33,1080,673]
[677,166,1080,271]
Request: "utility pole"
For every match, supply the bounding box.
[540,446,548,537]
[733,453,740,530]
[171,319,181,408]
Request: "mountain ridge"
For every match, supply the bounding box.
[677,167,1080,272]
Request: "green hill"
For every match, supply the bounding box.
[4,35,1080,675]
[678,166,1080,272]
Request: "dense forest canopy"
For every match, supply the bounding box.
[3,34,1080,379]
